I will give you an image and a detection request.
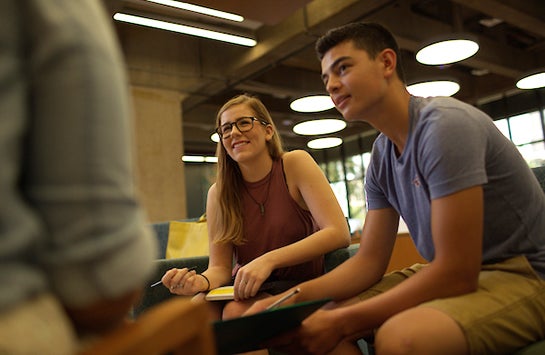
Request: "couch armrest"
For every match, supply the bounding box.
[515,340,545,355]
[132,256,209,318]
[150,222,170,259]
[324,247,351,273]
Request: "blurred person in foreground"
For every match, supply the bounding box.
[0,1,156,354]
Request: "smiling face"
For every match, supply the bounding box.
[219,103,273,164]
[320,40,391,123]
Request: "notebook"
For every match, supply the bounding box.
[213,298,330,354]
[205,286,235,301]
[205,281,294,301]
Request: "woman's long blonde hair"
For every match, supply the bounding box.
[213,94,284,245]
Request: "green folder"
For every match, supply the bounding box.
[213,298,331,354]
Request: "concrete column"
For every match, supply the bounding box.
[131,86,187,222]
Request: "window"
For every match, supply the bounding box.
[330,181,348,217]
[509,112,543,145]
[327,160,345,181]
[493,119,510,140]
[494,110,545,167]
[346,154,365,232]
[320,152,372,233]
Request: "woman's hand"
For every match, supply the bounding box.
[161,267,207,295]
[233,256,274,300]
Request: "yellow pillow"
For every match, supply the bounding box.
[165,215,209,258]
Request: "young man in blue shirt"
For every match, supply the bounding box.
[251,22,545,354]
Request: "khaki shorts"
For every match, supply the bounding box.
[358,256,545,354]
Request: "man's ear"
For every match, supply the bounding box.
[379,48,397,78]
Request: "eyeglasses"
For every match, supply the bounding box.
[215,116,268,139]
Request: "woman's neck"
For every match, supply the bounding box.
[239,154,274,182]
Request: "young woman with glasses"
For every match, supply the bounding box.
[161,93,350,322]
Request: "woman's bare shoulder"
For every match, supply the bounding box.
[281,149,313,165]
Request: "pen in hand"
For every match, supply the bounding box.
[150,266,197,287]
[266,287,301,310]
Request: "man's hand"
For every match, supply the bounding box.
[260,309,345,355]
[243,288,301,316]
[242,294,278,315]
[296,308,345,354]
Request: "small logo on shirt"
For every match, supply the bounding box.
[412,176,421,187]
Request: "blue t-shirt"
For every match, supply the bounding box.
[366,96,545,278]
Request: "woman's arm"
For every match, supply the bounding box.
[162,184,233,295]
[253,150,351,272]
[203,183,236,289]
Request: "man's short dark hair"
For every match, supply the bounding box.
[315,22,406,83]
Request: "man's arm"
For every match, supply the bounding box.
[328,185,484,340]
[297,207,400,303]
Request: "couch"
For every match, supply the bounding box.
[134,166,545,354]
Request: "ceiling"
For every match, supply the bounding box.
[102,0,545,156]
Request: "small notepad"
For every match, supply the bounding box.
[204,282,291,301]
[205,286,234,301]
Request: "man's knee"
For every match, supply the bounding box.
[374,307,467,355]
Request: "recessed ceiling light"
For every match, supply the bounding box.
[182,155,205,162]
[113,13,256,47]
[144,0,244,22]
[307,137,343,149]
[471,68,489,76]
[181,155,218,163]
[407,80,460,97]
[479,18,503,28]
[290,95,335,113]
[293,119,346,135]
[516,70,545,90]
[210,132,220,143]
[416,35,479,65]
